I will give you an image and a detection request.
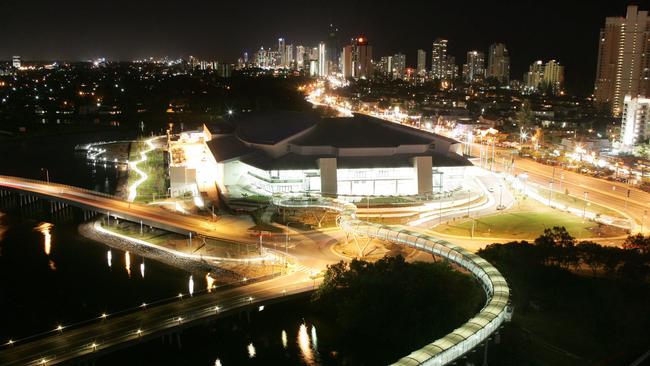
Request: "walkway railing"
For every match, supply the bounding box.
[273,195,511,366]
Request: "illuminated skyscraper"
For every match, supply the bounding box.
[594,5,650,116]
[462,51,485,83]
[342,45,352,77]
[431,39,448,79]
[417,49,426,76]
[620,95,650,150]
[12,55,21,68]
[278,38,286,67]
[327,24,340,73]
[296,45,306,69]
[342,37,373,79]
[543,60,565,93]
[318,42,328,77]
[524,60,544,92]
[487,43,510,83]
[392,53,406,79]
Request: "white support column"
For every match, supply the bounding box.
[318,158,338,197]
[413,156,433,195]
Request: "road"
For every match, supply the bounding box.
[0,272,315,366]
[0,175,257,242]
[467,144,649,234]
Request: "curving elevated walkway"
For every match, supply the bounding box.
[273,195,511,366]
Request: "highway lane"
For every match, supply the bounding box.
[467,144,649,233]
[0,272,315,366]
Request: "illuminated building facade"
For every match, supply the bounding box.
[620,95,650,150]
[462,51,485,83]
[595,5,650,116]
[417,49,427,76]
[204,112,471,198]
[487,43,510,83]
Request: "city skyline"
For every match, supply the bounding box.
[0,0,640,95]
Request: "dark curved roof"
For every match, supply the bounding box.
[290,114,447,148]
[234,111,319,145]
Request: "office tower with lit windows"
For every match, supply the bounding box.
[12,55,21,68]
[462,51,485,83]
[594,5,650,116]
[620,95,650,150]
[487,43,510,83]
[417,49,426,76]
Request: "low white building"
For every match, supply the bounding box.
[205,112,472,198]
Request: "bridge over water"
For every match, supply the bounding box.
[0,175,511,365]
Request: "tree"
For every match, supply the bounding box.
[634,143,650,159]
[515,100,535,130]
[534,226,576,266]
[623,234,650,255]
[576,241,605,275]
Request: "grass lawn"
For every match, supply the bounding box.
[126,141,168,203]
[433,201,624,239]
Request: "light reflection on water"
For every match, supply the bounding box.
[140,261,145,278]
[35,222,53,256]
[107,250,112,267]
[281,329,288,349]
[206,273,215,293]
[298,322,320,365]
[247,342,256,358]
[125,251,131,277]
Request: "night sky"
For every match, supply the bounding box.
[0,0,644,94]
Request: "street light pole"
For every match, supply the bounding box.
[41,168,50,184]
[583,192,588,219]
[499,184,503,209]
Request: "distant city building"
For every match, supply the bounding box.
[392,53,406,79]
[296,45,306,69]
[487,43,510,84]
[342,37,373,79]
[342,45,353,78]
[377,55,393,77]
[255,47,269,68]
[444,56,457,80]
[462,51,485,83]
[524,60,544,92]
[286,44,294,69]
[278,38,286,67]
[309,60,319,77]
[431,38,448,79]
[523,60,563,94]
[417,49,427,76]
[318,42,328,77]
[543,60,565,93]
[620,95,650,150]
[12,55,21,68]
[327,24,340,74]
[594,5,650,116]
